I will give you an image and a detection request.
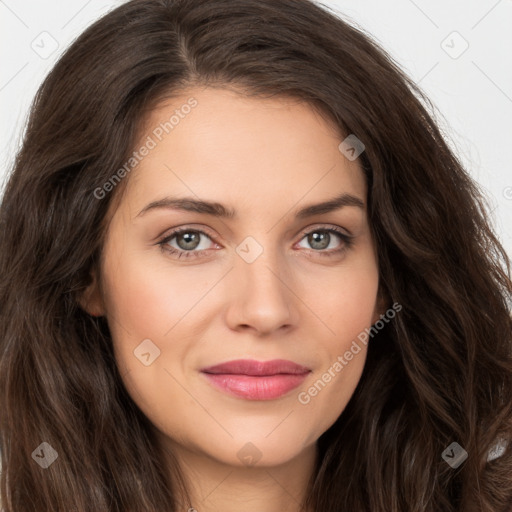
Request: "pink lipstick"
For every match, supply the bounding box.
[200,359,311,400]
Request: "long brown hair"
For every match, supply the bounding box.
[1,0,511,510]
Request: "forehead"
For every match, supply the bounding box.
[118,86,366,220]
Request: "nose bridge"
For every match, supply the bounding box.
[226,233,298,332]
[235,233,288,295]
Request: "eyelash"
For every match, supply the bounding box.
[157,225,354,260]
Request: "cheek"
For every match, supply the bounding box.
[297,349,367,447]
[99,247,175,386]
[306,251,379,343]
[294,255,378,441]
[296,322,370,447]
[100,251,194,431]
[337,269,379,337]
[101,246,206,345]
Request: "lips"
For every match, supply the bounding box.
[200,359,311,400]
[201,359,311,376]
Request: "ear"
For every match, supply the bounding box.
[78,268,105,317]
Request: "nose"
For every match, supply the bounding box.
[224,246,300,336]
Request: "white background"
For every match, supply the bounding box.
[1,0,511,256]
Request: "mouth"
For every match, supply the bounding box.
[200,359,311,400]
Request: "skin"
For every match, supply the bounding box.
[81,85,385,512]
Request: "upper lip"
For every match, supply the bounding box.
[201,359,311,376]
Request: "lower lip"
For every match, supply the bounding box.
[201,372,309,400]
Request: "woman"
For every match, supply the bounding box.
[0,0,511,510]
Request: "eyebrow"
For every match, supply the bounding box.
[135,192,365,219]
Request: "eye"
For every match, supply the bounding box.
[158,227,217,259]
[295,226,354,257]
[157,225,354,260]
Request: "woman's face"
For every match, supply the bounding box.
[84,86,383,468]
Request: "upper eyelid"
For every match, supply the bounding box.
[159,223,352,238]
